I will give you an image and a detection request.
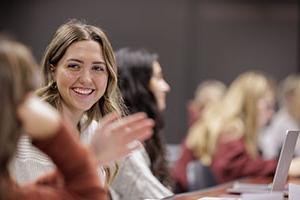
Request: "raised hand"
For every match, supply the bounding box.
[90,112,154,165]
[17,94,61,139]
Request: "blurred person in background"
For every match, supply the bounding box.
[172,80,226,192]
[111,48,173,200]
[186,71,278,183]
[187,80,227,127]
[260,74,300,159]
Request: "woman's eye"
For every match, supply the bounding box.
[67,63,80,69]
[92,65,106,72]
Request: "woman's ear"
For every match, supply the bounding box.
[50,64,56,81]
[50,64,55,72]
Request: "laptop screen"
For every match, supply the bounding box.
[271,130,300,191]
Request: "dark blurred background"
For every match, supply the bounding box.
[1,0,298,143]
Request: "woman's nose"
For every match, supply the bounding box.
[79,68,92,84]
[163,79,171,92]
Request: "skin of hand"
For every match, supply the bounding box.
[17,94,61,139]
[90,112,154,165]
[289,157,300,177]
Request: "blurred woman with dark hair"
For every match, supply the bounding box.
[111,48,173,200]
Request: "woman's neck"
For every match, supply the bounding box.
[60,104,83,130]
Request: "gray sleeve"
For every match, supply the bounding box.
[111,150,173,200]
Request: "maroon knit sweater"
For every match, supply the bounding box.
[211,136,277,183]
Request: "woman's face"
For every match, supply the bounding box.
[257,92,275,128]
[149,61,170,111]
[53,40,108,115]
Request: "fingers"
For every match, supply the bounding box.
[104,112,154,143]
[107,112,154,142]
[100,112,146,132]
[126,141,143,153]
[100,112,120,128]
[123,115,153,132]
[98,112,154,142]
[126,140,142,149]
[109,143,142,164]
[122,119,154,143]
[107,112,149,131]
[117,141,143,161]
[92,112,154,164]
[111,112,148,130]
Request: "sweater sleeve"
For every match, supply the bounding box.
[16,122,107,200]
[171,139,195,192]
[111,148,173,200]
[211,137,277,184]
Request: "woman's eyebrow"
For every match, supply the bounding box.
[67,58,83,63]
[92,61,106,65]
[67,58,106,65]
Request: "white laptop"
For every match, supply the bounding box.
[227,130,300,195]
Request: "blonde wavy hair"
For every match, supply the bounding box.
[36,19,125,184]
[186,71,275,165]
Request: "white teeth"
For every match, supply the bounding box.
[73,88,93,95]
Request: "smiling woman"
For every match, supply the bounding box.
[0,35,156,200]
[11,19,125,187]
[52,40,109,124]
[39,19,124,131]
[0,35,109,200]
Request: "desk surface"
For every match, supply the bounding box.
[168,177,300,200]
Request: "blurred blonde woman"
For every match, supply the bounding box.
[172,80,226,192]
[186,71,278,183]
[187,80,227,126]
